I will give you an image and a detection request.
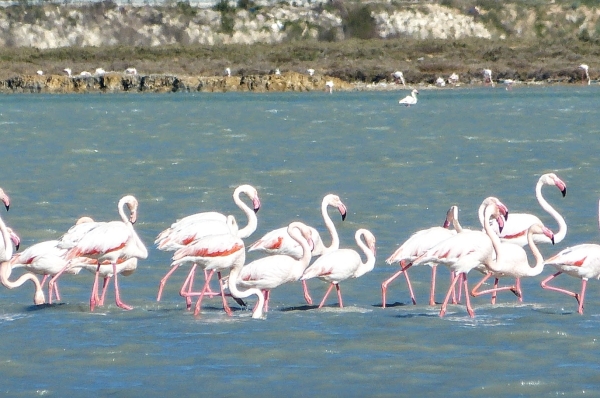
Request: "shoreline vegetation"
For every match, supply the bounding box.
[0,0,598,92]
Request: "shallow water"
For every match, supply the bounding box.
[1,87,600,396]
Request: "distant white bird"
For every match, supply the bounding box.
[391,71,406,86]
[125,67,138,75]
[36,70,43,76]
[275,68,281,75]
[579,64,590,85]
[435,77,446,87]
[503,79,515,90]
[483,69,495,87]
[95,68,106,76]
[448,73,459,85]
[63,68,72,77]
[307,68,315,76]
[325,80,334,94]
[399,89,419,106]
[224,67,231,77]
[79,71,92,77]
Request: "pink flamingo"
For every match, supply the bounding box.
[382,205,462,307]
[237,222,314,312]
[171,233,265,318]
[0,213,45,305]
[541,199,600,314]
[0,188,10,211]
[301,228,376,308]
[155,184,260,302]
[52,195,148,311]
[413,199,507,318]
[471,223,554,302]
[248,194,347,305]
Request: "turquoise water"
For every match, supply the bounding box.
[1,87,600,396]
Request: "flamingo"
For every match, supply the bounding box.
[391,71,406,86]
[503,79,515,90]
[471,223,554,302]
[399,89,418,106]
[541,199,600,314]
[483,69,495,87]
[579,64,590,86]
[155,184,260,301]
[325,81,334,94]
[435,77,446,87]
[125,67,138,75]
[448,73,459,85]
[413,199,506,317]
[382,205,462,307]
[0,188,9,210]
[79,71,92,77]
[248,193,347,304]
[488,173,567,247]
[95,68,106,76]
[52,195,148,311]
[301,229,376,308]
[237,222,314,312]
[225,67,231,77]
[63,68,72,77]
[0,213,45,305]
[307,69,315,76]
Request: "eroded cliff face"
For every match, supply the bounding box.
[0,71,352,94]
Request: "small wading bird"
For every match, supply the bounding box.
[399,89,418,106]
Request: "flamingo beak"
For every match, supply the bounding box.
[253,197,261,213]
[339,204,347,221]
[442,220,450,228]
[496,215,505,233]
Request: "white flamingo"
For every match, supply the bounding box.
[391,71,406,86]
[52,195,148,311]
[325,81,334,94]
[541,199,600,314]
[301,229,376,308]
[471,223,554,302]
[579,64,590,86]
[237,222,313,312]
[483,69,495,87]
[399,89,418,106]
[155,184,260,302]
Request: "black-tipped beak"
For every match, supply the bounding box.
[4,204,8,211]
[254,207,260,214]
[498,224,503,233]
[15,242,19,251]
[504,210,508,221]
[561,188,567,198]
[341,213,347,221]
[551,236,555,245]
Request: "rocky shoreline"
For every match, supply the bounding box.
[1,70,589,94]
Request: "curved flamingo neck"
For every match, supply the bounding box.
[118,197,130,225]
[227,250,264,319]
[288,223,312,268]
[0,215,12,261]
[536,179,567,244]
[321,199,340,254]
[353,229,376,278]
[233,187,257,239]
[0,261,45,304]
[482,204,504,272]
[525,227,545,277]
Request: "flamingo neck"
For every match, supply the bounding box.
[289,223,312,269]
[233,187,257,239]
[353,229,376,278]
[536,179,567,244]
[0,215,12,261]
[525,228,545,277]
[228,254,264,319]
[482,205,504,273]
[321,199,340,254]
[118,197,130,225]
[0,261,45,304]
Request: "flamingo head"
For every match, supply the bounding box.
[121,195,139,224]
[443,205,459,228]
[76,216,94,225]
[289,222,314,252]
[7,228,20,251]
[325,194,347,221]
[0,188,9,211]
[364,230,376,257]
[530,223,555,245]
[540,173,567,197]
[237,185,261,213]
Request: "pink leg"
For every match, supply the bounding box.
[336,284,343,308]
[48,262,78,304]
[89,264,101,311]
[157,264,180,301]
[318,283,336,309]
[515,278,523,302]
[99,277,110,306]
[179,264,197,310]
[204,269,219,296]
[462,274,475,318]
[457,273,464,304]
[302,280,313,305]
[541,271,586,313]
[113,263,132,310]
[193,269,215,316]
[451,272,457,304]
[41,275,61,302]
[217,272,233,316]
[471,273,493,298]
[263,290,270,312]
[429,265,437,306]
[381,263,415,308]
[440,272,461,317]
[491,278,499,304]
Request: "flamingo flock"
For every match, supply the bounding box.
[1,171,599,320]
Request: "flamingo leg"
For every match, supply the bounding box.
[381,263,415,308]
[491,278,499,304]
[578,279,587,314]
[515,278,523,302]
[263,290,270,312]
[193,270,215,316]
[48,262,75,305]
[440,272,461,317]
[451,271,457,304]
[89,263,101,311]
[319,283,336,309]
[471,273,493,297]
[99,277,110,306]
[217,272,233,316]
[157,263,180,301]
[179,264,197,310]
[203,269,219,296]
[463,273,475,318]
[302,280,313,305]
[429,265,437,306]
[335,284,343,308]
[113,262,133,310]
[540,271,586,313]
[457,273,464,304]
